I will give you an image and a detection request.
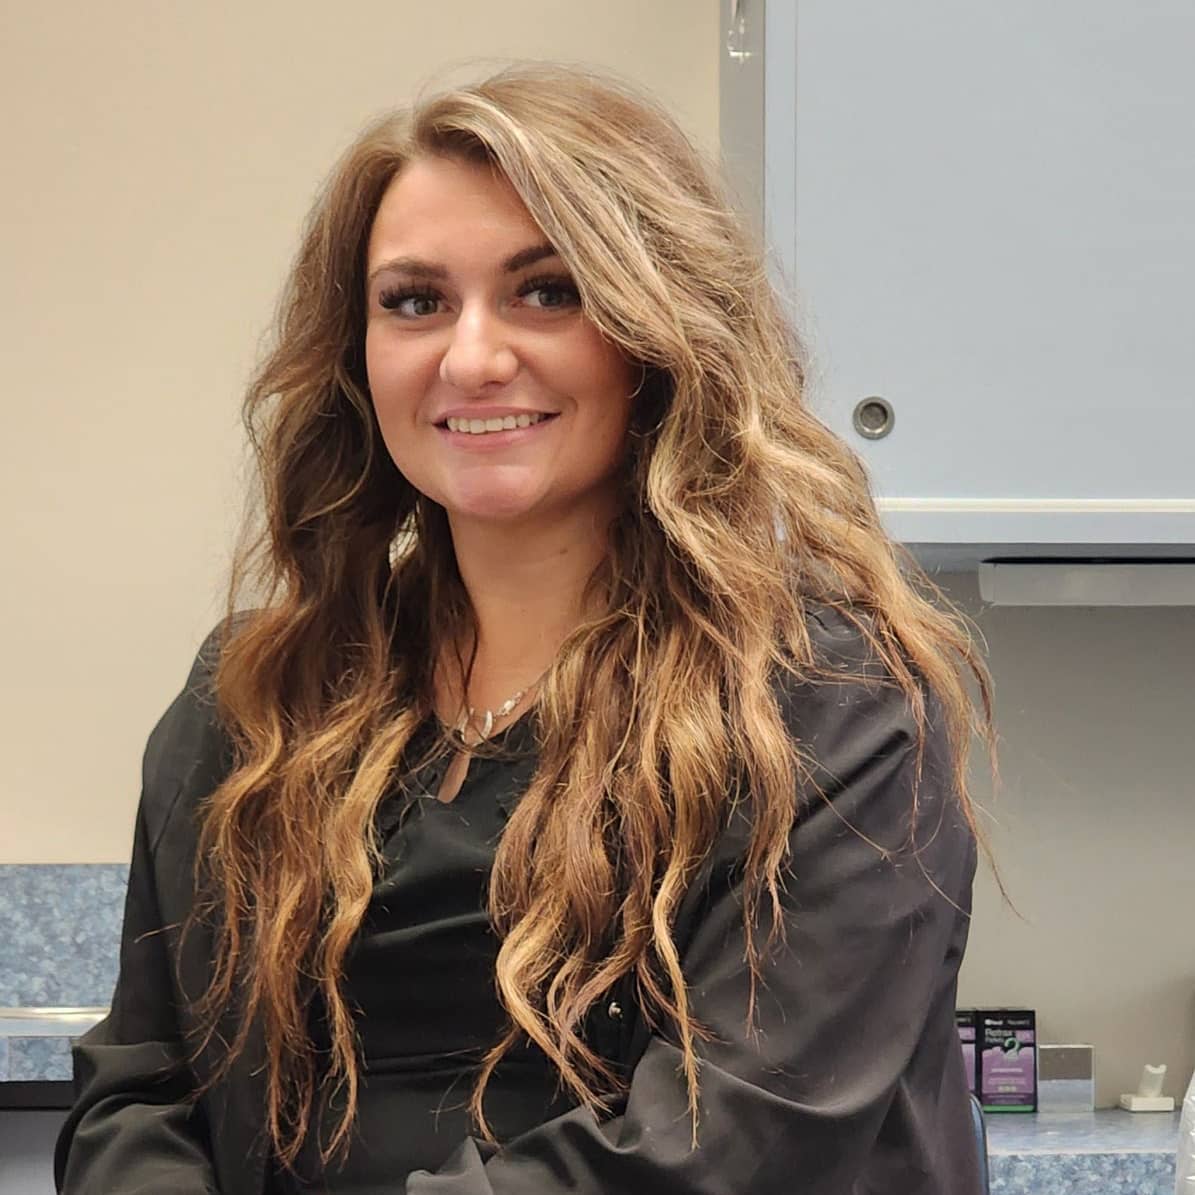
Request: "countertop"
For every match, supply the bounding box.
[986,1109,1180,1194]
[0,1007,106,1083]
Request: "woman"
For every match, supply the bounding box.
[55,64,995,1194]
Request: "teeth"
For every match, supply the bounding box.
[445,412,549,435]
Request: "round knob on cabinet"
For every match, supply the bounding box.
[852,396,895,440]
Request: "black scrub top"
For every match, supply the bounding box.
[276,717,577,1191]
[270,608,983,1194]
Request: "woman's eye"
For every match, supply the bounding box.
[378,288,442,317]
[518,276,580,310]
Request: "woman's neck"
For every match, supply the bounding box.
[439,505,614,716]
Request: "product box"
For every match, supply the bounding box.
[955,1009,978,1094]
[1037,1043,1095,1112]
[978,1009,1037,1112]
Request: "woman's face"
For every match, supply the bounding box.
[364,155,638,531]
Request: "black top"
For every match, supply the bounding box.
[278,718,577,1190]
[56,603,983,1195]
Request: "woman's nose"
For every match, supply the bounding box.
[438,304,519,392]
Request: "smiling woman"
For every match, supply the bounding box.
[54,63,997,1195]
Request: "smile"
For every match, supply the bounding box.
[441,412,556,436]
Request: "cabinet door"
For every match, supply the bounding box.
[761,1,1195,553]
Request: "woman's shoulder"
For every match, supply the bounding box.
[801,599,890,673]
[138,620,240,853]
[777,599,937,774]
[789,599,908,694]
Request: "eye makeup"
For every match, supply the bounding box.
[375,272,580,316]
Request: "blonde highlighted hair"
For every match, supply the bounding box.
[188,63,997,1170]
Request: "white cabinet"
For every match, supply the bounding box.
[722,1,1195,566]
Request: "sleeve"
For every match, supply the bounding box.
[54,646,224,1195]
[406,670,980,1195]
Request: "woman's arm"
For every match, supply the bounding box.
[54,797,219,1194]
[55,641,230,1195]
[408,659,982,1194]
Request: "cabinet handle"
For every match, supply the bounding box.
[852,396,895,441]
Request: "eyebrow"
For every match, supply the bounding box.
[367,241,560,288]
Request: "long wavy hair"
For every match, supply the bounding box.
[189,63,998,1169]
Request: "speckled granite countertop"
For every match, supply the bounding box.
[0,1007,106,1082]
[987,1109,1180,1194]
[0,863,123,1084]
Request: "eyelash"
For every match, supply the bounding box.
[376,285,434,314]
[520,273,581,307]
[377,273,580,314]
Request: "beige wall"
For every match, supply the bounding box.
[2,1,719,864]
[5,2,1193,1110]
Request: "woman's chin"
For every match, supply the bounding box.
[441,487,546,526]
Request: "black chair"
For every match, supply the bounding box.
[969,1092,991,1194]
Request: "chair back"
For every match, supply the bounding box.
[969,1091,991,1194]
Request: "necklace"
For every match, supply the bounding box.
[453,675,543,744]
